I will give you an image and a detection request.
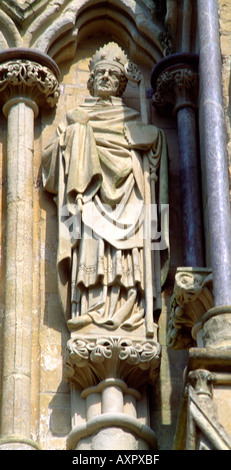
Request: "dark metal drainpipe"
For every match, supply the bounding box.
[197,0,231,307]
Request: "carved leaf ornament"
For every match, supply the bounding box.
[88,338,113,363]
[124,61,142,84]
[0,59,60,106]
[65,336,161,388]
[152,67,199,110]
[67,337,160,364]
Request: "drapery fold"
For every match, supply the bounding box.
[42,97,169,328]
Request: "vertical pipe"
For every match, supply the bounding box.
[0,98,39,449]
[177,106,204,266]
[181,0,192,52]
[197,0,231,306]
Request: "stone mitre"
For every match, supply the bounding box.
[89,42,128,72]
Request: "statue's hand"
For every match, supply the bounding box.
[124,121,158,150]
[76,194,84,212]
[66,108,89,125]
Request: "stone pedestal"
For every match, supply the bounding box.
[64,328,161,450]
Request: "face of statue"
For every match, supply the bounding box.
[93,64,121,99]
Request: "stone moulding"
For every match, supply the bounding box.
[167,267,213,350]
[0,436,42,451]
[81,378,141,401]
[66,412,157,450]
[64,336,161,390]
[187,347,231,373]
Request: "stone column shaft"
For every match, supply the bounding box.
[195,0,231,348]
[177,106,203,267]
[0,49,60,450]
[151,53,204,267]
[197,0,231,307]
[1,99,36,444]
[181,0,192,52]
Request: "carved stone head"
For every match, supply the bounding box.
[87,42,128,98]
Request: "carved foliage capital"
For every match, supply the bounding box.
[152,65,199,113]
[0,59,60,109]
[64,336,161,390]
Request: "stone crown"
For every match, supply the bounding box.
[89,42,128,72]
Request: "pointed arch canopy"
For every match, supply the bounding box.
[0,0,167,68]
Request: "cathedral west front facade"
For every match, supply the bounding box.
[0,0,231,452]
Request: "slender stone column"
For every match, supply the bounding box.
[196,0,231,348]
[0,49,60,450]
[181,0,192,53]
[0,98,38,450]
[197,1,231,297]
[151,53,204,267]
[177,105,203,267]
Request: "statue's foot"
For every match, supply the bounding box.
[67,314,92,330]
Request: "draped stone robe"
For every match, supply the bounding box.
[42,96,169,331]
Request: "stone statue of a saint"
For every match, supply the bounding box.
[42,42,169,337]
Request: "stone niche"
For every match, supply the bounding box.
[37,33,184,450]
[0,2,186,449]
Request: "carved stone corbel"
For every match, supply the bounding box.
[168,268,213,349]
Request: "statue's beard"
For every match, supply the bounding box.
[96,80,119,96]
